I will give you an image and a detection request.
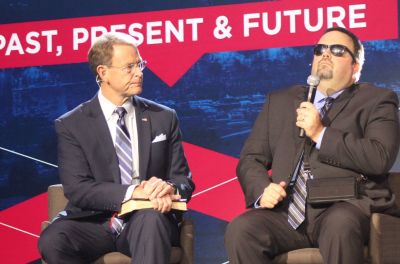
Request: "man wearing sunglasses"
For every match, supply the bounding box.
[226,27,399,264]
[38,32,195,264]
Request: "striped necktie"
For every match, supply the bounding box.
[320,97,334,118]
[110,107,133,236]
[115,107,133,185]
[288,97,334,229]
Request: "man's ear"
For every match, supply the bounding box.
[97,65,107,83]
[351,61,361,81]
[352,62,360,76]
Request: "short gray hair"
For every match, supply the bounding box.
[87,32,141,77]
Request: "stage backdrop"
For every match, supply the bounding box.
[0,0,399,263]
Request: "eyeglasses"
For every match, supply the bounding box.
[313,44,356,62]
[107,60,147,74]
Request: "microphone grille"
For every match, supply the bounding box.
[307,75,320,86]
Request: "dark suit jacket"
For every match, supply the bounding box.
[55,95,194,219]
[237,83,399,218]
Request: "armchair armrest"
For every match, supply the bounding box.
[41,221,51,232]
[179,219,194,264]
[369,213,400,264]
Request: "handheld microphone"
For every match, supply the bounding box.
[299,75,320,137]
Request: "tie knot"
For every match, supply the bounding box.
[323,97,334,110]
[115,107,127,118]
[324,97,334,105]
[320,97,334,118]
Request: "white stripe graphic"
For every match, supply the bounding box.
[192,177,237,197]
[0,146,58,168]
[0,222,39,238]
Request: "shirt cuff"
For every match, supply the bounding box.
[254,194,263,208]
[315,127,327,150]
[166,181,179,195]
[123,184,139,202]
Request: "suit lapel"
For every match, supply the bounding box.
[132,96,151,180]
[85,96,120,183]
[323,84,357,126]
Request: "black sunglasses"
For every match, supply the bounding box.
[313,44,356,62]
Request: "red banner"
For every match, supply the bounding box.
[0,0,398,86]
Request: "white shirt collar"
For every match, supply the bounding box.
[98,89,134,120]
[314,89,344,104]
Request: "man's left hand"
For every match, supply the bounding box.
[140,177,181,213]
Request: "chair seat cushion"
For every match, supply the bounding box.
[93,247,182,264]
[272,248,323,264]
[93,252,130,264]
[272,247,368,264]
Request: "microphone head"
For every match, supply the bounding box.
[307,75,320,86]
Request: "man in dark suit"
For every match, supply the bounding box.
[38,32,194,264]
[225,27,399,264]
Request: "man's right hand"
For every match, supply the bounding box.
[259,181,287,208]
[131,185,149,200]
